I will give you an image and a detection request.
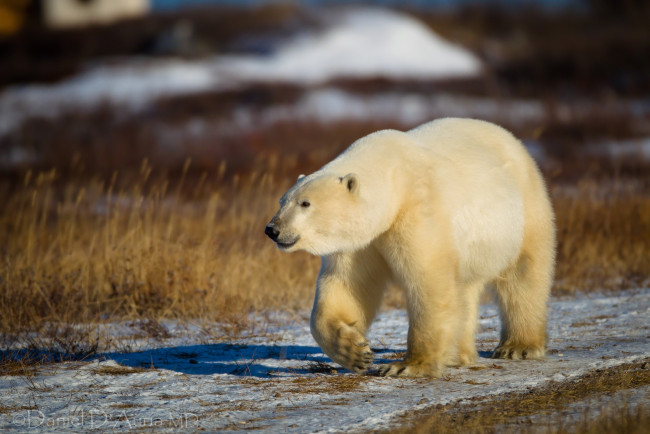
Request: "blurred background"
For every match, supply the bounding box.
[1,0,649,176]
[0,0,648,331]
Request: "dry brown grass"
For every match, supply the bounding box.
[390,359,650,434]
[0,162,319,336]
[285,374,372,395]
[0,351,44,376]
[552,178,650,293]
[91,364,148,376]
[0,158,648,339]
[559,402,650,434]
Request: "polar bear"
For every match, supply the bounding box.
[265,118,555,377]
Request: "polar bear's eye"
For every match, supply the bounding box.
[300,201,311,208]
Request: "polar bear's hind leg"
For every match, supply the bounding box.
[492,249,553,360]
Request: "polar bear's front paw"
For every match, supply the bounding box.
[328,325,374,373]
[378,360,442,378]
[492,344,544,360]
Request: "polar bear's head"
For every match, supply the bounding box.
[265,173,366,256]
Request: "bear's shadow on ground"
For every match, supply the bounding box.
[104,343,325,377]
[2,345,493,378]
[102,345,495,377]
[99,344,414,377]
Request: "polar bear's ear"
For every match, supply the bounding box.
[341,173,359,194]
[297,174,306,181]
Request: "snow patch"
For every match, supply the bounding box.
[218,8,481,84]
[0,59,220,136]
[0,289,648,432]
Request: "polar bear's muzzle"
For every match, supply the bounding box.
[265,220,300,250]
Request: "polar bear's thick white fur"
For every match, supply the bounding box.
[265,118,555,377]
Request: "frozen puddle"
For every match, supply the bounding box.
[0,289,648,432]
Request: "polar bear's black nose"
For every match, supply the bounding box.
[265,224,280,241]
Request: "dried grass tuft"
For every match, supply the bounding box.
[0,164,320,335]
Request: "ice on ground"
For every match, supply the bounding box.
[0,289,648,432]
[0,7,482,136]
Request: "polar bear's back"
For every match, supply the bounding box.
[408,118,534,177]
[407,118,547,207]
[408,118,548,283]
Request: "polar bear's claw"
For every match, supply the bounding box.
[378,360,442,378]
[325,326,375,373]
[492,345,544,360]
